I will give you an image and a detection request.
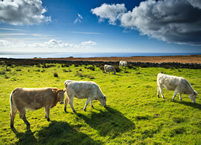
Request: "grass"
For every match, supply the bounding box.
[0,62,201,144]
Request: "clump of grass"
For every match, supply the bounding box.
[136,72,140,74]
[86,66,95,71]
[4,75,9,79]
[63,69,72,72]
[16,68,21,71]
[0,71,5,75]
[88,75,95,79]
[54,72,59,77]
[124,70,129,73]
[75,71,95,79]
[75,71,86,77]
[61,63,71,67]
[6,68,11,71]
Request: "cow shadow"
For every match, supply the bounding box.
[76,106,135,138]
[13,121,102,145]
[36,121,102,145]
[174,100,201,110]
[12,126,37,145]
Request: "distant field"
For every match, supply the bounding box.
[0,62,201,144]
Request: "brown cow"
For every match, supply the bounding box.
[10,87,65,128]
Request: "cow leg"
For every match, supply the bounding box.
[19,109,30,126]
[157,86,160,98]
[44,106,50,121]
[90,100,94,108]
[10,107,17,128]
[159,85,165,99]
[84,98,91,111]
[64,96,69,112]
[69,95,75,112]
[172,89,179,102]
[179,93,182,101]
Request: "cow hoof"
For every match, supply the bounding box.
[84,109,86,112]
[172,99,174,102]
[64,108,67,112]
[10,124,14,128]
[91,105,94,108]
[47,118,50,121]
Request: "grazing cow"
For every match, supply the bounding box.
[10,87,65,128]
[119,61,127,69]
[64,80,106,112]
[104,64,116,74]
[157,73,198,103]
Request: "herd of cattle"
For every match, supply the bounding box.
[9,61,198,128]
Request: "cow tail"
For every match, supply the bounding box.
[10,91,14,115]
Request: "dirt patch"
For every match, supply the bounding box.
[36,55,201,64]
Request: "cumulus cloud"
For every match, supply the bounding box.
[0,39,97,52]
[91,0,201,46]
[91,3,126,25]
[74,13,83,23]
[0,0,51,25]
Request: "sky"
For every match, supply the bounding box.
[0,0,201,54]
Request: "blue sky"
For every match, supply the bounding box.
[0,0,201,54]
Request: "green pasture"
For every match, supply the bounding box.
[0,62,201,144]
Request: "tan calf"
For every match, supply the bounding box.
[10,87,65,128]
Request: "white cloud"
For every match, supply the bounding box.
[71,31,101,35]
[187,0,201,9]
[0,39,97,52]
[0,0,51,25]
[91,3,127,25]
[0,33,26,36]
[91,0,201,46]
[74,13,83,23]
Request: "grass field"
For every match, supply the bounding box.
[0,62,201,144]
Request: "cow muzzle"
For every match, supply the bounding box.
[60,101,64,104]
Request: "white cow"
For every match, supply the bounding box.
[104,64,116,74]
[119,61,127,69]
[64,80,107,112]
[157,73,198,103]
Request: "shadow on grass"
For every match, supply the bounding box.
[76,106,135,138]
[13,121,102,145]
[175,100,201,110]
[12,126,37,145]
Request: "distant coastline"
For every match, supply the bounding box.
[0,52,201,59]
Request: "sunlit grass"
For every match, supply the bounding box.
[0,62,201,144]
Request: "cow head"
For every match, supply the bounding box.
[189,90,198,103]
[57,89,66,104]
[99,95,107,107]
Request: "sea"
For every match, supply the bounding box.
[0,52,200,59]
